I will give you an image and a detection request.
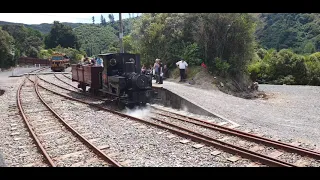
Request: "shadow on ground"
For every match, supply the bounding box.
[0,89,4,96]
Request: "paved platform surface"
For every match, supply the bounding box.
[153,79,320,146]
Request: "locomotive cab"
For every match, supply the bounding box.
[98,53,154,107]
[50,53,70,72]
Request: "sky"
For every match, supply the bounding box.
[0,13,141,24]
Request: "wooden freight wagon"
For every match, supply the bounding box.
[71,64,103,92]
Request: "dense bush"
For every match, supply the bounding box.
[1,24,43,59]
[74,24,118,56]
[126,13,256,79]
[0,28,15,68]
[51,45,86,64]
[44,21,80,50]
[247,48,320,85]
[256,13,320,53]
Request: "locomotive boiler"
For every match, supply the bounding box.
[71,53,155,108]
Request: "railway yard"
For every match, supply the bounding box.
[0,67,320,167]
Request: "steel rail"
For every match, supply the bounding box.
[62,73,72,80]
[27,76,121,167]
[17,77,56,166]
[53,73,79,90]
[33,79,296,167]
[36,75,103,101]
[149,117,295,167]
[151,107,320,159]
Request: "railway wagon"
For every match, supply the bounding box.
[71,64,103,92]
[71,53,155,107]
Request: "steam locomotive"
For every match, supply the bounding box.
[71,53,156,108]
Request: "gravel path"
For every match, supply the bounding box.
[159,81,320,148]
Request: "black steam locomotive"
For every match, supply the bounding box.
[71,53,155,108]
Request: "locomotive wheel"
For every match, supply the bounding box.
[117,101,126,110]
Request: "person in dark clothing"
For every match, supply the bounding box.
[176,59,188,82]
[141,64,146,74]
[91,58,96,65]
[163,64,168,79]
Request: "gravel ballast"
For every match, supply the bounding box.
[0,75,47,167]
[39,87,261,167]
[159,80,320,147]
[1,68,320,166]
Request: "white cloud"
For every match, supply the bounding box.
[0,13,137,24]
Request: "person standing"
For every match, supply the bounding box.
[154,59,160,83]
[158,60,163,84]
[163,64,168,79]
[141,64,146,74]
[96,57,103,67]
[176,59,188,82]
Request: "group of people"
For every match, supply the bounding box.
[141,59,168,84]
[141,58,188,84]
[82,55,189,83]
[82,57,103,67]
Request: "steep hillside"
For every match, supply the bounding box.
[74,24,118,56]
[0,21,83,34]
[255,13,320,53]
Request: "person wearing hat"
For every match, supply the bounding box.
[176,59,188,82]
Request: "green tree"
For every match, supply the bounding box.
[1,24,43,58]
[0,28,15,68]
[51,45,86,64]
[108,14,115,24]
[44,21,80,50]
[74,24,117,56]
[303,41,316,54]
[100,15,107,26]
[256,13,320,53]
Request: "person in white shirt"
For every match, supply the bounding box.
[176,59,188,82]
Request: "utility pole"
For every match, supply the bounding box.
[119,13,124,53]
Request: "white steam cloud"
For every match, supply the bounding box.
[122,105,151,119]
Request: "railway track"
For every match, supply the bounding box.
[62,73,72,80]
[37,75,110,109]
[148,107,320,167]
[33,73,320,167]
[37,74,320,156]
[17,75,121,167]
[53,73,79,91]
[32,73,320,167]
